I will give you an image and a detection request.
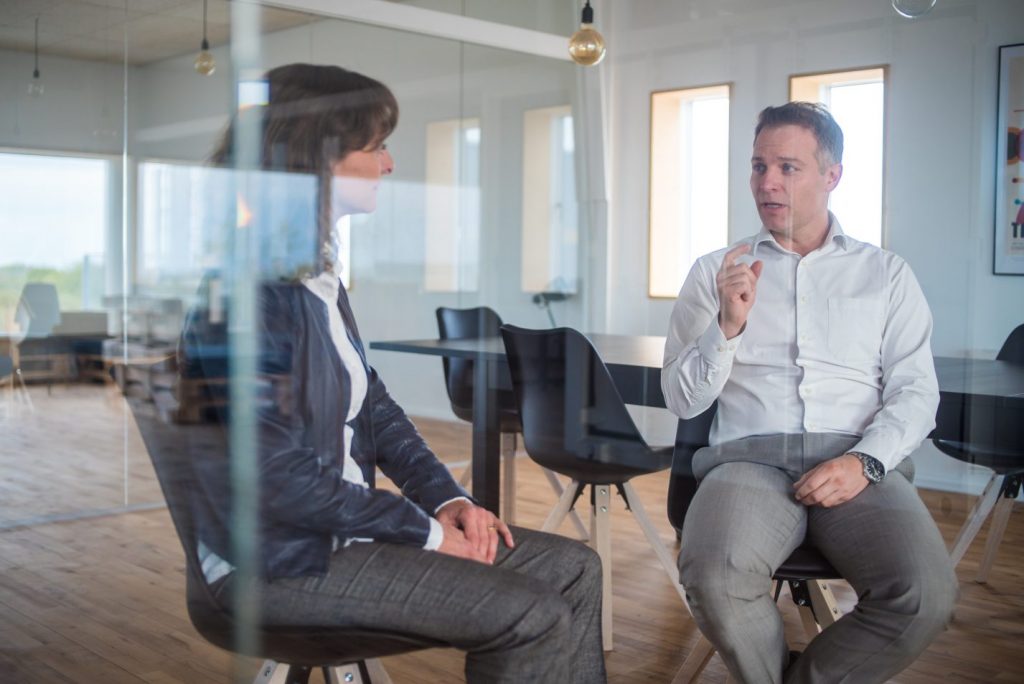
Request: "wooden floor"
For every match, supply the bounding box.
[0,385,1021,683]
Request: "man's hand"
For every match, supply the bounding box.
[436,499,514,564]
[717,243,763,339]
[793,453,869,508]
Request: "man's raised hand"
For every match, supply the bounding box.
[716,243,763,339]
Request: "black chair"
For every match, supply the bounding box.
[128,381,433,684]
[937,323,1024,583]
[666,405,844,683]
[500,324,680,651]
[437,306,586,535]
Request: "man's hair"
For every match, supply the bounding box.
[754,102,843,169]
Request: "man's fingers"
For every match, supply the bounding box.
[750,260,764,279]
[496,519,515,548]
[721,243,751,271]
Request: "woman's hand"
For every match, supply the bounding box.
[436,499,514,564]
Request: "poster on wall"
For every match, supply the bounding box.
[994,42,1024,275]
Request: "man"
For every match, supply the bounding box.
[661,102,957,683]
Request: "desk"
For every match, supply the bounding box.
[370,335,1024,513]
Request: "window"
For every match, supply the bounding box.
[521,105,578,294]
[137,161,324,298]
[648,85,730,298]
[0,150,110,329]
[790,67,886,247]
[424,118,481,292]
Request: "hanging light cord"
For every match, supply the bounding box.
[33,17,40,78]
[201,0,210,50]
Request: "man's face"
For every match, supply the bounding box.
[749,124,841,237]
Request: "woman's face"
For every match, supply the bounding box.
[330,142,394,218]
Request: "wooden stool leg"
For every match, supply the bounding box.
[670,634,716,684]
[501,432,516,525]
[592,484,613,651]
[977,493,1015,583]
[950,474,1001,564]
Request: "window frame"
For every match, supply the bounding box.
[789,65,889,249]
[647,82,732,300]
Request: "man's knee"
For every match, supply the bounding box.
[868,558,958,645]
[678,544,772,611]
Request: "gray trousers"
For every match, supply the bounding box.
[214,526,606,684]
[679,434,957,684]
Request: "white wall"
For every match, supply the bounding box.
[604,0,1024,492]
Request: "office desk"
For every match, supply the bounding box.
[370,335,1024,514]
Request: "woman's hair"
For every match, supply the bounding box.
[210,63,398,275]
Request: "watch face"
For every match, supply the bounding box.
[858,454,883,483]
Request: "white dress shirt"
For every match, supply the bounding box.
[661,217,939,471]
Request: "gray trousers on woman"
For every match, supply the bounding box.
[214,526,606,684]
[678,433,957,684]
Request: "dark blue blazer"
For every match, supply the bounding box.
[179,277,468,580]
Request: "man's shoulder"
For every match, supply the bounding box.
[840,236,910,270]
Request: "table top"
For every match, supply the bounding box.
[370,334,1024,401]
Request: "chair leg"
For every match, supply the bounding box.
[541,467,590,541]
[592,484,614,652]
[670,633,717,684]
[541,479,584,533]
[976,478,1019,583]
[788,579,840,639]
[251,660,292,684]
[501,432,517,525]
[325,659,390,684]
[457,463,472,487]
[950,473,1002,564]
[807,580,841,629]
[620,481,689,605]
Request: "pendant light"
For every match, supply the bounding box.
[568,1,606,67]
[194,0,216,76]
[28,17,43,96]
[892,0,937,19]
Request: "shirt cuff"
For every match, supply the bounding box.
[697,320,742,367]
[424,517,444,551]
[851,434,898,472]
[434,496,472,515]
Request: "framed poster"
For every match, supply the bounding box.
[994,42,1024,275]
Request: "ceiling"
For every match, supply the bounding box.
[0,0,320,66]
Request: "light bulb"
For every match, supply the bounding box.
[892,0,937,19]
[28,74,44,97]
[195,46,216,76]
[568,2,606,67]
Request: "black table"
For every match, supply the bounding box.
[370,335,1024,513]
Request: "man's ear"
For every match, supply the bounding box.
[825,163,843,192]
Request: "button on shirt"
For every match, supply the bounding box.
[661,218,939,471]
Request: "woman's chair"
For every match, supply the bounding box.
[500,324,681,651]
[127,385,433,684]
[936,323,1024,583]
[665,405,844,683]
[437,306,585,536]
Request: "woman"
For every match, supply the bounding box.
[181,63,606,683]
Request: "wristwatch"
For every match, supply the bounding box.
[850,451,885,484]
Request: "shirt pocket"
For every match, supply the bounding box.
[827,297,883,364]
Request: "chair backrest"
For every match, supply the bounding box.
[666,403,717,534]
[436,306,504,414]
[16,282,61,338]
[0,354,12,379]
[500,324,653,480]
[125,389,235,640]
[997,323,1024,363]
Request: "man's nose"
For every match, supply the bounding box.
[758,167,782,191]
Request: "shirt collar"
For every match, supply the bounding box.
[752,212,850,255]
